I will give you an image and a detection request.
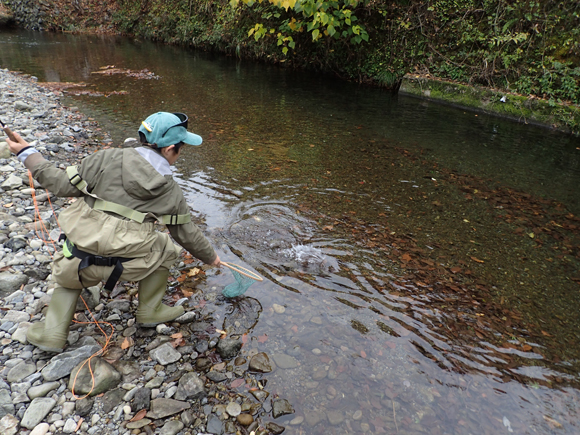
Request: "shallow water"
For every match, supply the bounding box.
[2,29,580,434]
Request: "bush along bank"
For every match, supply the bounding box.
[2,0,579,134]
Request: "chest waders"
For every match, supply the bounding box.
[64,166,190,291]
[27,165,191,352]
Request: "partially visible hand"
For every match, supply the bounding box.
[6,131,30,155]
[210,254,221,267]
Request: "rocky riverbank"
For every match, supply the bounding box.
[0,69,292,435]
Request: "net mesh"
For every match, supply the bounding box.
[222,268,256,298]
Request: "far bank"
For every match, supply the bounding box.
[1,0,579,134]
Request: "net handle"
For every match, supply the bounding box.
[221,262,263,281]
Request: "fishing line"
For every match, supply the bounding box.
[28,171,112,399]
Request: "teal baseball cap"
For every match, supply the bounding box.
[138,112,202,148]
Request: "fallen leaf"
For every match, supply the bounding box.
[187,267,201,277]
[171,332,183,339]
[171,338,185,348]
[130,409,147,422]
[230,378,245,388]
[121,337,133,350]
[181,289,193,297]
[322,225,334,231]
[401,254,412,262]
[522,344,532,352]
[543,415,562,429]
[470,256,485,263]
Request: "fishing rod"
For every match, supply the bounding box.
[0,119,17,141]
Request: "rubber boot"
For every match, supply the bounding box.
[26,286,82,352]
[136,269,184,327]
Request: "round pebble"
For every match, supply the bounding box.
[226,401,242,417]
[237,413,254,426]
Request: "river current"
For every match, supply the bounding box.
[2,29,580,434]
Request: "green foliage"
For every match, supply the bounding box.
[234,0,369,56]
[48,0,580,110]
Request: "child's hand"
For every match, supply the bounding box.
[6,131,30,155]
[210,254,222,267]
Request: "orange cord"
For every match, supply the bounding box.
[29,170,114,399]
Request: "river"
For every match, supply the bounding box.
[2,29,580,434]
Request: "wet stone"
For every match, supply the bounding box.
[312,367,327,380]
[216,338,242,360]
[196,357,212,371]
[249,352,272,373]
[266,422,285,434]
[206,413,224,434]
[250,389,270,402]
[174,372,205,401]
[272,354,299,369]
[290,416,304,425]
[327,410,345,425]
[272,398,294,419]
[206,370,228,382]
[226,401,241,417]
[304,410,324,427]
[237,413,254,426]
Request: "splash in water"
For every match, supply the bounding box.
[282,244,327,265]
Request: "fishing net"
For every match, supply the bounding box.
[221,262,263,298]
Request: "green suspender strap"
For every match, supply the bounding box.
[66,166,191,225]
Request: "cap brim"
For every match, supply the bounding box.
[183,132,202,146]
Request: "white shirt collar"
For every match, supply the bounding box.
[136,147,173,176]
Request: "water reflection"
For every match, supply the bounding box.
[2,29,580,434]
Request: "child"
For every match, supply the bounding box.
[6,112,221,352]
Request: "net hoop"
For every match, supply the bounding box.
[221,262,263,281]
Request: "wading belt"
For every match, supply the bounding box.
[61,235,132,291]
